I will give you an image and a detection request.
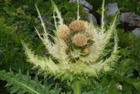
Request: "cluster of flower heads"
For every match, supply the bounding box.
[23,0,119,79]
[56,20,93,55]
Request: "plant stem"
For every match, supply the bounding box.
[74,79,80,94]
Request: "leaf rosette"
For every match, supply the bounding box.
[22,0,119,80]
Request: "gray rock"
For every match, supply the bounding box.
[69,0,97,24]
[79,0,93,10]
[83,13,97,25]
[120,13,140,27]
[69,0,93,10]
[82,7,97,24]
[132,28,140,37]
[104,3,119,23]
[107,3,119,16]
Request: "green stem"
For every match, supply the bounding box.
[74,79,80,94]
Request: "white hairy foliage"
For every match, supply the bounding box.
[22,42,59,73]
[80,13,118,63]
[51,0,63,27]
[35,3,69,65]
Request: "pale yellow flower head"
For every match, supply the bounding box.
[69,20,87,32]
[57,25,70,40]
[72,33,88,47]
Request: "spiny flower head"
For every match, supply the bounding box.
[72,33,87,46]
[23,0,119,81]
[69,20,88,32]
[56,25,70,40]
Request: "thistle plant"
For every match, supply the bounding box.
[22,0,119,94]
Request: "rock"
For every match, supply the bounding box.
[82,7,90,12]
[120,13,140,27]
[79,0,93,10]
[83,7,97,24]
[83,13,97,24]
[69,0,97,24]
[107,3,119,16]
[132,28,140,37]
[69,0,93,10]
[104,3,119,23]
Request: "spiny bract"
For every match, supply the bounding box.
[22,0,119,79]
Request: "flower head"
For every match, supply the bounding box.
[56,25,70,40]
[69,20,88,32]
[72,33,87,46]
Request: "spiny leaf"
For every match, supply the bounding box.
[22,41,59,73]
[0,71,44,94]
[133,82,140,93]
[76,0,80,20]
[0,71,61,94]
[101,0,105,32]
[51,0,63,25]
[35,4,47,34]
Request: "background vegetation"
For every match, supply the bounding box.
[0,0,140,93]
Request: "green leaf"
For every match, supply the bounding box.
[0,70,61,94]
[133,82,140,93]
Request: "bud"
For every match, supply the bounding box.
[117,85,122,90]
[83,48,90,54]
